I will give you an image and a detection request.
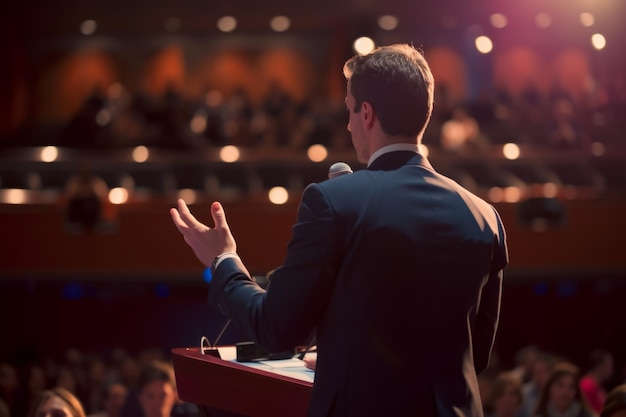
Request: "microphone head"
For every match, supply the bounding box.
[328,162,353,179]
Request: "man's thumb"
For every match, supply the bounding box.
[211,201,227,228]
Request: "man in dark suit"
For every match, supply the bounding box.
[170,44,508,417]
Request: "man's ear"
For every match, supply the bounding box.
[360,101,376,129]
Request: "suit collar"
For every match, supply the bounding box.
[367,150,433,172]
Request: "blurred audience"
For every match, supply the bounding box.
[2,345,622,417]
[532,362,595,417]
[521,353,557,417]
[581,350,615,414]
[27,387,86,417]
[484,372,525,417]
[601,385,626,417]
[87,382,127,417]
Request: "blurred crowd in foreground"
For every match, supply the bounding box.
[1,345,625,417]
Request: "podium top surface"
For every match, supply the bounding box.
[171,347,313,417]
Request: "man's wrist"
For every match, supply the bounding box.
[211,252,239,272]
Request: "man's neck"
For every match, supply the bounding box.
[367,143,420,167]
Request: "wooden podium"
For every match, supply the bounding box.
[171,347,313,417]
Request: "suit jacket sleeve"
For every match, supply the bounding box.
[208,183,339,352]
[472,207,508,373]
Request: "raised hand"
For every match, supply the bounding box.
[170,199,237,267]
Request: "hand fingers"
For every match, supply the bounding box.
[177,199,205,229]
[211,201,229,231]
[169,208,188,233]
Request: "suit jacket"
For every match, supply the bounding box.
[209,151,508,417]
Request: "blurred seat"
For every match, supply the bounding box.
[589,157,626,193]
[500,160,559,186]
[543,160,603,188]
[256,163,302,191]
[210,163,257,200]
[0,169,41,189]
[456,160,521,189]
[121,165,175,197]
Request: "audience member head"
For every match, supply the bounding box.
[513,345,539,382]
[601,385,626,417]
[587,349,615,383]
[100,382,127,417]
[137,361,177,417]
[534,362,592,416]
[342,43,435,156]
[0,399,8,417]
[484,372,524,417]
[530,352,556,390]
[27,387,86,417]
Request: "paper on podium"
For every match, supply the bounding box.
[217,346,315,383]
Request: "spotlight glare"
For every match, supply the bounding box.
[353,37,376,55]
[579,12,595,27]
[490,13,508,29]
[132,146,149,163]
[378,15,399,31]
[535,13,552,28]
[80,20,97,35]
[475,36,493,54]
[307,144,328,162]
[591,33,606,50]
[268,186,289,205]
[217,16,237,32]
[502,143,520,160]
[40,146,58,162]
[270,16,290,32]
[109,187,129,205]
[5,189,28,204]
[220,145,240,163]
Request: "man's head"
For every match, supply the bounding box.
[343,43,435,161]
[137,361,177,417]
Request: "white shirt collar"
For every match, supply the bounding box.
[367,143,420,167]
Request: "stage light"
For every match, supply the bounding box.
[591,33,606,50]
[579,12,595,27]
[132,146,149,163]
[353,37,375,55]
[190,112,207,133]
[177,189,198,205]
[220,145,240,163]
[591,142,605,157]
[4,189,27,205]
[307,144,328,162]
[490,13,508,29]
[502,143,520,160]
[270,16,290,32]
[378,15,398,31]
[108,83,123,99]
[40,146,58,162]
[535,13,552,28]
[503,187,522,203]
[205,90,223,107]
[268,186,288,205]
[217,16,237,33]
[475,36,493,54]
[80,20,97,35]
[488,187,504,203]
[95,109,111,126]
[543,183,558,198]
[108,187,129,205]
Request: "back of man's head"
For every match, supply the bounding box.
[343,43,435,140]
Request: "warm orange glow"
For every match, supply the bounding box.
[493,47,548,97]
[426,47,468,102]
[37,50,117,122]
[141,46,185,95]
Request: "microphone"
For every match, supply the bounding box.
[328,162,353,179]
